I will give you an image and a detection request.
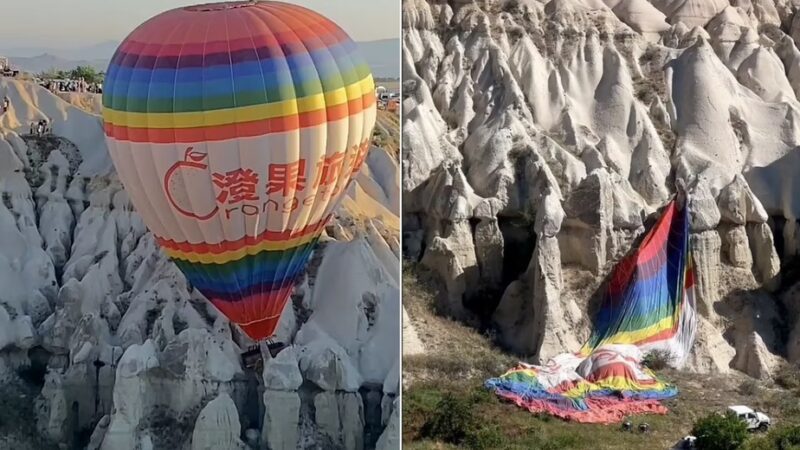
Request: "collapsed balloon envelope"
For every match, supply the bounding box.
[102,1,377,340]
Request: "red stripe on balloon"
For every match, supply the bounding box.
[635,202,675,263]
[630,326,679,347]
[155,215,330,255]
[684,263,695,287]
[119,3,347,56]
[209,284,295,340]
[606,202,677,297]
[494,390,669,424]
[119,25,343,58]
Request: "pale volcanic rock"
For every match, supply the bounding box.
[403,0,800,378]
[0,75,400,448]
[190,393,247,450]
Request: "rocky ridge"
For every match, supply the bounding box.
[0,78,400,450]
[402,0,800,379]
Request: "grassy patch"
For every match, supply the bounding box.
[774,363,800,395]
[419,391,495,447]
[404,373,800,449]
[402,263,517,383]
[742,424,800,450]
[403,379,691,449]
[402,264,800,449]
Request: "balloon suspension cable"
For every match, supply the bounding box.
[259,339,273,363]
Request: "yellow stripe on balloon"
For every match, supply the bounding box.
[103,75,374,129]
[578,315,677,356]
[561,375,669,398]
[162,232,318,264]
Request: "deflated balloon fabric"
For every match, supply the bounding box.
[486,200,697,423]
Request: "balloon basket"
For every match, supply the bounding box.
[241,340,288,370]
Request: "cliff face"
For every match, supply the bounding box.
[0,78,400,449]
[402,0,800,378]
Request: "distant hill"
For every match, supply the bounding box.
[6,54,108,75]
[3,38,399,78]
[0,40,118,61]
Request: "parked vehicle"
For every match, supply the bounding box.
[679,435,696,449]
[728,405,771,431]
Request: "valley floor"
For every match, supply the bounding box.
[402,264,800,450]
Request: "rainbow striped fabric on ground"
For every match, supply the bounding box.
[486,200,697,423]
[102,2,376,341]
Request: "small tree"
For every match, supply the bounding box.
[38,67,68,80]
[642,349,673,370]
[692,411,749,450]
[420,393,476,445]
[69,66,100,84]
[419,391,503,449]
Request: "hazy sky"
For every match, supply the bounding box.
[0,0,399,49]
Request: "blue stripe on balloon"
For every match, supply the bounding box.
[105,39,356,87]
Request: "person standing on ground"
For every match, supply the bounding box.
[2,96,9,114]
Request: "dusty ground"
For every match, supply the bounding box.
[55,92,102,115]
[375,110,400,156]
[402,264,800,450]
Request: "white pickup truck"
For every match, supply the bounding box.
[728,405,771,432]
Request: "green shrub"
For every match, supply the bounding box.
[420,393,476,445]
[743,425,800,450]
[419,391,507,450]
[774,364,800,394]
[741,436,774,450]
[465,424,504,450]
[772,425,800,450]
[691,412,749,450]
[642,349,673,371]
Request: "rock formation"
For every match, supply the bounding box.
[402,0,799,377]
[0,78,400,449]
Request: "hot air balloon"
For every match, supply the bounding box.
[102,1,376,342]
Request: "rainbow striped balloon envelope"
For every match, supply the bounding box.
[102,1,376,340]
[486,200,697,423]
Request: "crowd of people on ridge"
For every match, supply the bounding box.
[39,78,102,94]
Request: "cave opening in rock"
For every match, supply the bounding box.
[464,216,536,322]
[498,217,536,288]
[70,400,93,450]
[360,383,385,449]
[238,370,264,434]
[769,216,800,293]
[772,216,787,263]
[17,345,51,388]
